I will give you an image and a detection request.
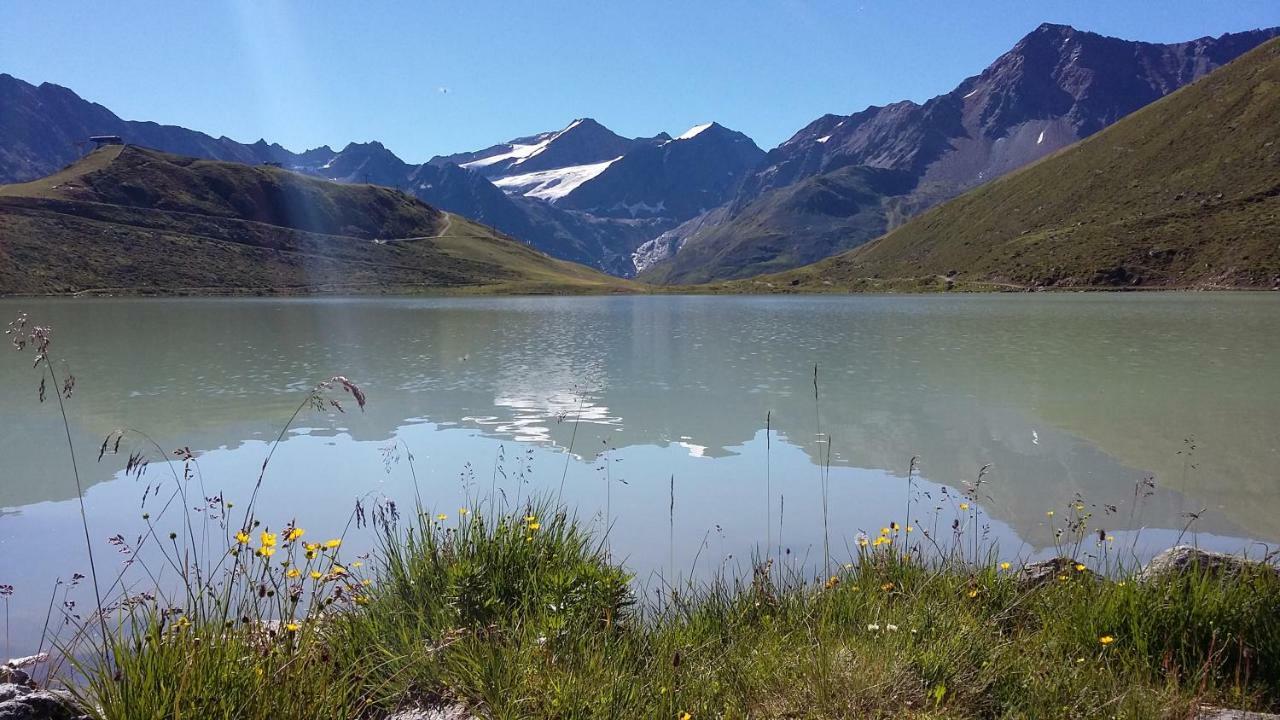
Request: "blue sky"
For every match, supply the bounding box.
[3,1,1277,162]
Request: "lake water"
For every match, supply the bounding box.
[2,294,1278,654]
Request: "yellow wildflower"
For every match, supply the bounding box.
[1074,563,1087,573]
[361,579,372,587]
[967,588,979,598]
[959,503,970,511]
[680,713,692,720]
[528,522,541,531]
[880,527,890,536]
[881,582,894,591]
[1046,510,1055,517]
[260,531,277,548]
[333,564,347,575]
[1000,562,1011,571]
[459,508,470,516]
[436,513,448,521]
[286,568,301,579]
[857,538,869,547]
[525,515,537,523]
[1099,635,1115,645]
[256,546,276,558]
[286,527,305,542]
[351,561,363,568]
[310,570,323,580]
[354,595,369,606]
[324,538,342,549]
[1106,536,1115,542]
[235,530,250,545]
[284,622,300,632]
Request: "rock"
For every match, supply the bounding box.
[0,683,85,720]
[1196,707,1280,719]
[383,705,474,720]
[1137,546,1279,583]
[0,669,26,686]
[1017,557,1100,588]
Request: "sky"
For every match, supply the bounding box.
[3,1,1278,163]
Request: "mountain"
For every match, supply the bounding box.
[639,23,1280,283]
[0,76,756,276]
[728,37,1280,292]
[431,120,763,276]
[554,122,765,221]
[0,145,635,295]
[432,118,651,179]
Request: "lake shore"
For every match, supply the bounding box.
[20,502,1280,720]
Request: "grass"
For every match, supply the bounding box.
[56,500,1280,720]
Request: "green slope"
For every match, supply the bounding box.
[0,145,636,295]
[731,38,1280,293]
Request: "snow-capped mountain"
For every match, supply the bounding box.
[431,118,673,203]
[555,122,764,221]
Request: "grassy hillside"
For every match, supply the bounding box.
[0,146,636,295]
[731,38,1280,293]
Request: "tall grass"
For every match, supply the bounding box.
[60,497,1280,720]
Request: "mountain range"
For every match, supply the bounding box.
[737,36,1280,292]
[635,22,1280,282]
[1,22,1277,286]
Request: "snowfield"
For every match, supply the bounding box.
[491,156,623,201]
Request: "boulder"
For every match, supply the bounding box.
[1017,557,1100,588]
[1137,546,1279,583]
[0,683,86,720]
[1196,707,1280,719]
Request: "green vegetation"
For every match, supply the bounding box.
[58,500,1280,720]
[0,146,637,295]
[727,38,1280,293]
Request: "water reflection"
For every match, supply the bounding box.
[1,294,1276,542]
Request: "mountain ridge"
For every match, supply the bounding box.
[637,23,1280,283]
[725,36,1280,293]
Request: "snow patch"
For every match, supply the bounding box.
[962,88,978,99]
[1037,129,1045,145]
[815,135,831,144]
[676,123,714,140]
[491,156,622,201]
[460,140,548,170]
[460,120,585,171]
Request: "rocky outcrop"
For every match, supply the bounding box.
[0,684,87,720]
[1016,556,1100,588]
[1137,546,1280,583]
